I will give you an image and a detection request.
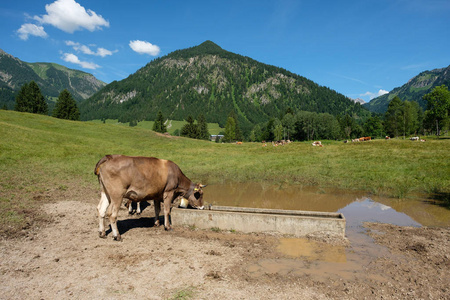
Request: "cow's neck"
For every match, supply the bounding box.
[183,182,195,199]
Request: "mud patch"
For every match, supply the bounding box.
[0,200,448,299]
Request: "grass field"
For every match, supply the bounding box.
[1,110,449,237]
[88,119,224,135]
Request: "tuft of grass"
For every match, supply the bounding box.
[169,287,195,300]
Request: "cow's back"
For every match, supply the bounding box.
[97,155,175,198]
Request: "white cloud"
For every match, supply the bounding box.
[129,40,160,56]
[34,0,109,33]
[17,23,48,40]
[360,89,389,100]
[61,52,100,69]
[96,47,114,57]
[378,89,389,96]
[65,40,116,57]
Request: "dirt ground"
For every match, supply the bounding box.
[0,195,449,300]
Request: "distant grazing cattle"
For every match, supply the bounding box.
[94,155,205,241]
[312,141,323,147]
[410,136,419,141]
[385,136,390,140]
[353,137,371,142]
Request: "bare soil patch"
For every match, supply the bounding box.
[0,197,448,299]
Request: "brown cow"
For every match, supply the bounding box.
[94,155,205,241]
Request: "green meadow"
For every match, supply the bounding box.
[88,119,224,136]
[1,110,449,237]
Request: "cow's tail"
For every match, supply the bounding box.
[94,155,113,176]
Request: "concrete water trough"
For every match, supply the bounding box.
[171,205,346,237]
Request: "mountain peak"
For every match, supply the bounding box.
[196,40,223,52]
[169,41,226,59]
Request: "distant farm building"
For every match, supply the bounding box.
[210,135,224,142]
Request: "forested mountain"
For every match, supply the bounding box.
[364,65,450,113]
[80,41,370,131]
[0,49,106,110]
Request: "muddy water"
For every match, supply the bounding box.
[204,182,449,227]
[204,183,450,280]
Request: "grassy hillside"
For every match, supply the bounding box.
[0,110,449,237]
[88,119,224,135]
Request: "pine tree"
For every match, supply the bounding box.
[53,89,80,120]
[29,81,48,114]
[15,82,32,113]
[224,117,236,142]
[385,96,403,138]
[181,115,199,138]
[423,85,450,136]
[15,81,48,115]
[197,113,210,140]
[228,111,243,141]
[273,119,283,141]
[152,110,167,133]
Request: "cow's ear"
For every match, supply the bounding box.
[199,184,207,188]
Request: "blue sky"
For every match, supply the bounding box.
[1,0,449,103]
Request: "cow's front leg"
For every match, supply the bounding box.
[97,192,109,238]
[163,192,174,230]
[136,201,141,215]
[125,199,133,215]
[154,200,161,227]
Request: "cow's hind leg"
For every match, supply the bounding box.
[107,194,123,241]
[97,191,109,238]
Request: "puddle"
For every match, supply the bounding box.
[277,237,346,262]
[205,183,450,280]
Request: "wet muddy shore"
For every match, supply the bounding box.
[0,200,448,299]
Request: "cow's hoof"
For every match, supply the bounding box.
[99,232,106,239]
[113,235,122,242]
[136,212,141,216]
[164,227,173,231]
[154,221,160,227]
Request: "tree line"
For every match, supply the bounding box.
[10,81,80,120]
[218,85,449,142]
[7,81,448,142]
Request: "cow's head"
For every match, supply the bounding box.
[186,183,206,209]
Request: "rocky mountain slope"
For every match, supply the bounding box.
[0,49,106,109]
[80,41,370,129]
[364,65,450,113]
